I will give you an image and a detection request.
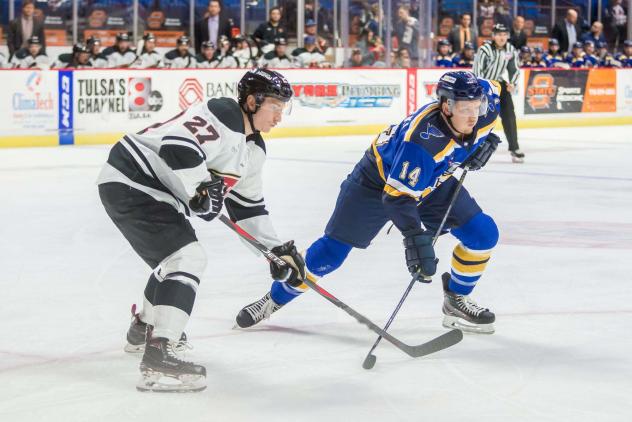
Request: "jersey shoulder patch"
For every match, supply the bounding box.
[207,98,245,134]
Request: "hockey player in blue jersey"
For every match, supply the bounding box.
[435,39,455,67]
[236,71,502,334]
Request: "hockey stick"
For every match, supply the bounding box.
[362,169,469,370]
[219,214,462,358]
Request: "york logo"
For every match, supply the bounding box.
[526,73,557,110]
[178,78,203,110]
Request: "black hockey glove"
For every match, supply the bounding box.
[403,229,437,279]
[270,240,306,287]
[462,133,501,171]
[189,176,225,222]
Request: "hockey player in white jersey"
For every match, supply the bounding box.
[163,36,197,69]
[132,33,163,69]
[102,32,137,68]
[97,68,305,392]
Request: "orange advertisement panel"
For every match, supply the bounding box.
[144,31,185,48]
[583,69,617,112]
[527,37,549,50]
[44,29,68,46]
[84,30,120,47]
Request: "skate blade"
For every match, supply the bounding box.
[136,372,206,393]
[124,343,145,354]
[442,315,495,334]
[511,156,524,164]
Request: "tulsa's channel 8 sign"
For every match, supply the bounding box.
[128,77,163,112]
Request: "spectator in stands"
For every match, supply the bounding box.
[163,36,196,68]
[87,36,107,68]
[448,13,478,54]
[365,3,382,35]
[493,1,513,30]
[7,0,46,58]
[552,9,581,54]
[133,33,163,69]
[196,41,217,68]
[519,46,532,67]
[253,7,287,54]
[453,42,475,68]
[367,32,386,64]
[581,21,606,46]
[510,16,527,50]
[305,19,331,55]
[233,35,257,68]
[10,36,49,69]
[545,38,566,67]
[583,40,599,67]
[259,37,293,68]
[194,0,233,54]
[434,39,454,67]
[394,5,419,66]
[103,32,137,68]
[397,48,412,68]
[615,40,632,67]
[605,0,628,49]
[566,42,587,67]
[345,47,371,67]
[531,47,548,67]
[597,41,620,67]
[211,35,240,68]
[478,0,495,27]
[292,35,327,68]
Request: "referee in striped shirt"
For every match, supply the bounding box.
[473,23,524,163]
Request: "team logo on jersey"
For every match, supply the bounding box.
[419,123,444,140]
[179,78,204,110]
[292,83,400,108]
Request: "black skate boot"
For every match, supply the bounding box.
[137,328,206,393]
[510,149,525,163]
[125,304,190,354]
[442,273,495,334]
[235,292,283,328]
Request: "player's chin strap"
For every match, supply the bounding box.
[241,101,261,135]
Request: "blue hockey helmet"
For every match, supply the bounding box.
[436,71,488,117]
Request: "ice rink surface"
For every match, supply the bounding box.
[1,125,631,422]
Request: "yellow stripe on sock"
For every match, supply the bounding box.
[453,244,492,261]
[451,258,488,275]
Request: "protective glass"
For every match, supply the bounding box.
[447,96,488,117]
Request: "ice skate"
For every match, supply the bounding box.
[441,273,495,334]
[234,292,283,329]
[510,149,525,163]
[136,331,206,393]
[125,304,190,354]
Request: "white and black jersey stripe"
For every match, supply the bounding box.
[472,41,520,85]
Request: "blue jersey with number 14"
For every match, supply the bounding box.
[357,78,501,233]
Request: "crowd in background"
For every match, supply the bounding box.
[1,0,631,70]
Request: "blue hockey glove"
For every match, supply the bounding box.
[189,175,225,221]
[462,132,501,171]
[270,240,306,286]
[403,229,437,278]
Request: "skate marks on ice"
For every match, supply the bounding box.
[498,221,632,249]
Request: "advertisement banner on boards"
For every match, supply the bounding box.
[0,70,58,134]
[524,69,588,114]
[72,69,407,135]
[616,69,632,113]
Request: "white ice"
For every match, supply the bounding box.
[0,126,631,422]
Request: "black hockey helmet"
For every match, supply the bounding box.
[143,32,156,42]
[238,68,292,108]
[238,68,293,133]
[73,42,90,54]
[116,32,131,42]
